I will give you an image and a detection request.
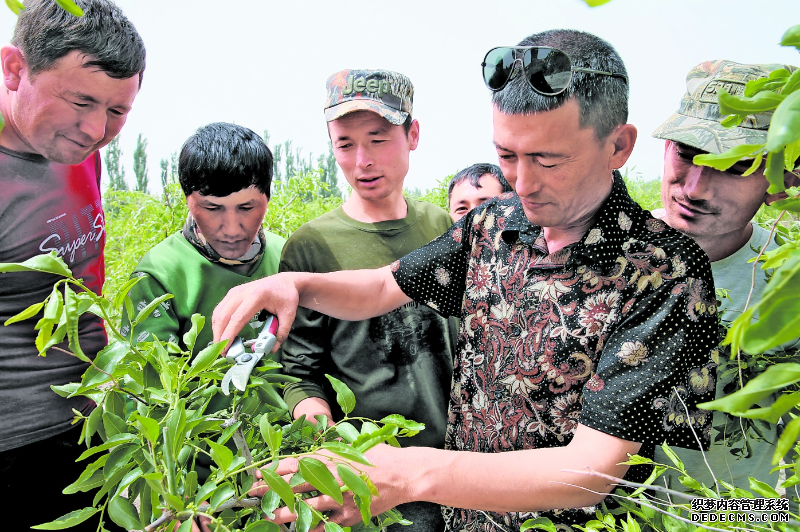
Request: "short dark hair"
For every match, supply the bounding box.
[447,163,512,202]
[492,29,628,140]
[12,0,146,87]
[179,123,274,199]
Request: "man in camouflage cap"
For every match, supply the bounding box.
[278,68,457,532]
[652,59,799,500]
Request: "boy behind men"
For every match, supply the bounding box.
[447,163,512,221]
[652,60,799,499]
[279,69,457,532]
[125,123,285,350]
[0,0,144,527]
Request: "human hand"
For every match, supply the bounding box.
[212,273,300,353]
[251,445,408,532]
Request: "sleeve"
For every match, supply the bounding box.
[579,265,719,451]
[391,214,472,318]
[278,238,333,414]
[120,272,182,346]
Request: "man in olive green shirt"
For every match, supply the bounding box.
[280,69,457,532]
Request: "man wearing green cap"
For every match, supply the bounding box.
[652,59,800,502]
[278,69,457,532]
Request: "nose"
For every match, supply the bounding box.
[512,160,542,198]
[355,145,374,170]
[681,164,714,201]
[220,209,243,238]
[78,109,107,145]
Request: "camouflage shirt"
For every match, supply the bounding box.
[391,172,719,531]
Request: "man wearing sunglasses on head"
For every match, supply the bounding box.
[650,60,799,506]
[213,29,719,532]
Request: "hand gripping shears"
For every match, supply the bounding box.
[221,313,279,396]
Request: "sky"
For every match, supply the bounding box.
[1,0,799,193]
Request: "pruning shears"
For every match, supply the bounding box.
[221,313,279,396]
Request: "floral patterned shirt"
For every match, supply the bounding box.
[391,173,719,531]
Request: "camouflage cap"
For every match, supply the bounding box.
[324,69,413,126]
[653,60,797,155]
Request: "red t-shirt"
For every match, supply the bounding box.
[0,146,106,451]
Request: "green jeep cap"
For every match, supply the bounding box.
[653,59,797,155]
[324,69,413,126]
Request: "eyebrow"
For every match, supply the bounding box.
[64,90,132,112]
[493,141,566,159]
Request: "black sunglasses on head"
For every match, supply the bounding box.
[482,46,628,95]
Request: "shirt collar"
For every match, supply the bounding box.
[499,171,646,268]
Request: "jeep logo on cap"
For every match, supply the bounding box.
[342,75,392,97]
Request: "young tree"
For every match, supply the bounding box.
[103,136,127,191]
[133,133,149,193]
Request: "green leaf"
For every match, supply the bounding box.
[247,521,279,532]
[81,341,129,388]
[659,443,685,472]
[767,90,800,152]
[324,522,346,532]
[749,477,780,498]
[104,390,126,418]
[186,339,227,380]
[783,69,800,96]
[63,284,89,363]
[195,481,218,505]
[352,424,398,453]
[259,416,282,456]
[207,439,233,472]
[379,414,425,431]
[31,507,99,530]
[326,374,355,415]
[742,256,800,351]
[4,0,24,14]
[54,0,84,16]
[108,496,140,530]
[84,404,102,446]
[104,444,137,480]
[113,275,144,312]
[132,293,174,325]
[733,391,800,423]
[183,314,205,353]
[774,416,800,464]
[77,433,137,461]
[334,421,360,443]
[321,442,373,466]
[718,87,784,115]
[261,466,296,513]
[780,24,800,49]
[520,517,557,532]
[582,0,613,5]
[295,500,313,532]
[4,301,43,325]
[167,399,187,455]
[176,521,193,532]
[299,457,343,504]
[102,411,127,438]
[693,143,765,172]
[765,148,787,194]
[133,414,160,444]
[336,463,371,498]
[256,382,288,410]
[260,490,281,519]
[353,493,372,524]
[701,363,800,414]
[112,467,143,501]
[210,483,236,512]
[0,251,72,277]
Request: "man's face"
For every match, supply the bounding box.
[493,99,621,229]
[660,141,768,242]
[186,186,269,260]
[449,174,505,222]
[328,111,419,203]
[2,48,139,164]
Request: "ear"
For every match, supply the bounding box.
[407,119,420,151]
[607,123,637,170]
[1,45,25,91]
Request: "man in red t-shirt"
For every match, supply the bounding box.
[0,0,145,527]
